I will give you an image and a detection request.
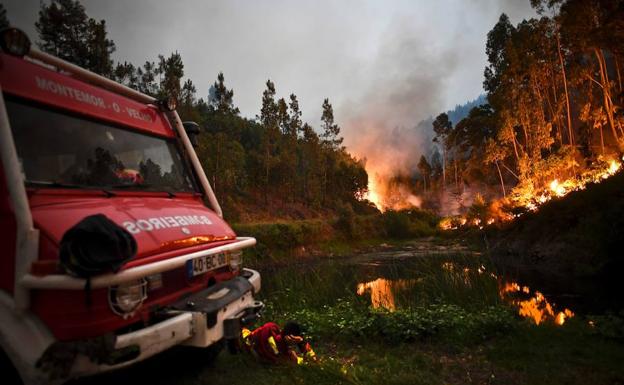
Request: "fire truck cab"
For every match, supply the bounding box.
[0,29,262,384]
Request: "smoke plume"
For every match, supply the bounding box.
[339,20,460,208]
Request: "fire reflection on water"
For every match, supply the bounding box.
[357,265,575,325]
[500,282,574,325]
[356,278,413,311]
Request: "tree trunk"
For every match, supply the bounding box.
[557,31,574,145]
[495,160,506,198]
[615,54,623,93]
[595,49,618,142]
[442,147,446,189]
[546,82,561,145]
[511,132,520,165]
[264,148,269,205]
[599,121,605,154]
[454,160,458,191]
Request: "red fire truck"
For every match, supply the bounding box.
[0,29,263,384]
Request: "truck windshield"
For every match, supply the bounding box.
[6,99,197,193]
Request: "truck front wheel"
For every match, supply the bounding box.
[0,347,23,385]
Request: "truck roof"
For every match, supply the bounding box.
[0,53,174,138]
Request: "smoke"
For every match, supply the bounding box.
[339,19,460,208]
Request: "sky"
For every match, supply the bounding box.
[4,0,537,169]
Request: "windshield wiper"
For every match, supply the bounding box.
[108,183,176,198]
[26,180,116,197]
[109,183,153,189]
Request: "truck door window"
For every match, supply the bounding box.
[6,99,197,193]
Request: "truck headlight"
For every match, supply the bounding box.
[228,250,243,272]
[109,279,147,318]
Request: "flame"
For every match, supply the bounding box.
[549,179,566,197]
[608,159,621,175]
[365,176,384,211]
[361,174,422,212]
[440,155,623,231]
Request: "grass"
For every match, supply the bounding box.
[75,243,624,385]
[78,321,624,385]
[485,322,624,384]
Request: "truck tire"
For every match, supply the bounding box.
[0,347,23,385]
[184,340,224,366]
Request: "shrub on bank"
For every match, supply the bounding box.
[381,210,438,239]
[233,219,332,255]
[234,209,439,260]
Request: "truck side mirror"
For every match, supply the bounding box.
[182,121,201,148]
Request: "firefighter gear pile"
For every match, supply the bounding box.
[241,322,316,364]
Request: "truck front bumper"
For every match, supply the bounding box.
[67,268,262,378]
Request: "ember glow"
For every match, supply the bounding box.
[509,156,622,213]
[440,155,623,230]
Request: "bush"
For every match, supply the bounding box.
[233,219,332,254]
[277,299,515,345]
[382,210,412,238]
[334,203,357,239]
[381,210,437,239]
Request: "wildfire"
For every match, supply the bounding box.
[440,155,623,230]
[549,179,566,197]
[365,177,384,211]
[608,159,621,175]
[362,174,422,212]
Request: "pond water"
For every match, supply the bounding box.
[255,243,581,326]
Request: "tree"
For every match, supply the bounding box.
[320,98,343,149]
[157,52,184,100]
[114,61,138,89]
[288,94,302,138]
[484,138,510,197]
[179,79,199,121]
[258,79,280,203]
[133,61,158,96]
[299,123,322,205]
[210,72,239,115]
[36,0,115,77]
[417,155,432,192]
[85,18,115,76]
[432,112,453,186]
[430,148,443,181]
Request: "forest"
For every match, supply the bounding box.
[0,0,370,222]
[2,0,623,223]
[421,0,624,218]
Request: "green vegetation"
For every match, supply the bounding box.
[233,209,440,263]
[77,250,624,385]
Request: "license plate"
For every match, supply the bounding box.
[185,252,228,277]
